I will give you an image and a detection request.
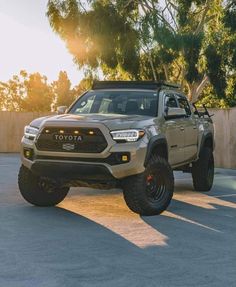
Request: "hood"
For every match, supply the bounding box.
[30,113,154,130]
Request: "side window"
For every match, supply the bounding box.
[165,95,178,109]
[177,96,191,116]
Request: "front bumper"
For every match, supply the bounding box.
[31,161,115,181]
[21,136,147,180]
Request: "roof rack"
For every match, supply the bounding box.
[92,81,180,90]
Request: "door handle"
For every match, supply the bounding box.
[180,127,185,131]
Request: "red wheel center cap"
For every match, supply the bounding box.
[147,175,153,182]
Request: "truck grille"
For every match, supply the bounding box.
[36,127,108,153]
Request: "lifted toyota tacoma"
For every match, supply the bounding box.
[18,81,214,216]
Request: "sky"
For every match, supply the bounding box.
[0,0,84,86]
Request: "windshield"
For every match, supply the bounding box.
[69,90,159,117]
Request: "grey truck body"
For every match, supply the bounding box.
[21,81,214,188]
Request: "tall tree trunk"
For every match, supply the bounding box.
[148,52,157,81]
[163,64,169,81]
[187,75,209,103]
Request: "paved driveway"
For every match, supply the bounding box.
[0,154,235,287]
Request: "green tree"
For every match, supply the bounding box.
[0,83,5,110]
[0,71,54,112]
[22,72,54,112]
[47,0,236,104]
[0,71,26,111]
[74,73,96,95]
[52,71,75,108]
[194,0,236,108]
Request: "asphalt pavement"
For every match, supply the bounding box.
[0,154,235,287]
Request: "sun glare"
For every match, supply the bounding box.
[0,6,82,85]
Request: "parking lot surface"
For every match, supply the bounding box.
[0,154,235,287]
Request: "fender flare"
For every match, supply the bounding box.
[144,136,168,166]
[198,132,214,155]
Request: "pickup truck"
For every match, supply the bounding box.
[18,81,214,216]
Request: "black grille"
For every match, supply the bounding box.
[36,127,108,153]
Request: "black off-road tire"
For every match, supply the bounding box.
[18,165,69,206]
[192,147,214,192]
[122,155,174,216]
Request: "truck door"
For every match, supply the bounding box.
[164,94,185,166]
[176,95,198,162]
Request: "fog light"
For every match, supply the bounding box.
[122,155,128,162]
[24,148,34,160]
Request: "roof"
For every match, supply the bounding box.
[92,81,180,90]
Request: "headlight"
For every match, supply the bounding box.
[110,129,145,142]
[24,126,39,140]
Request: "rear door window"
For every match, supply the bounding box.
[177,96,191,116]
[164,95,178,109]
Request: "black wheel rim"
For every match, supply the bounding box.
[38,179,57,194]
[146,172,167,202]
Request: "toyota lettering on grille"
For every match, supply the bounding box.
[53,134,83,142]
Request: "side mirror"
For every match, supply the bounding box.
[165,107,186,119]
[57,106,68,115]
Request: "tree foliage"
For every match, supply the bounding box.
[47,0,140,77]
[0,72,26,111]
[23,73,54,112]
[52,71,75,107]
[47,0,236,105]
[0,71,82,111]
[0,71,54,112]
